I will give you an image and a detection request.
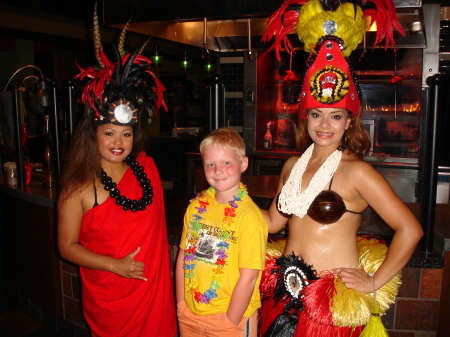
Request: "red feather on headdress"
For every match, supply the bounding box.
[76,50,167,119]
[262,0,307,60]
[75,50,116,118]
[74,4,167,126]
[363,0,405,47]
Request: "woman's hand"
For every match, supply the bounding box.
[113,246,147,281]
[332,267,374,293]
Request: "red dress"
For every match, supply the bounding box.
[79,152,177,337]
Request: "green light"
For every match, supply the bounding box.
[180,51,191,71]
[204,62,214,73]
[151,44,163,67]
[150,54,163,67]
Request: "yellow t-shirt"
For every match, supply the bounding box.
[179,188,268,317]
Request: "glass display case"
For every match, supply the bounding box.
[361,82,422,161]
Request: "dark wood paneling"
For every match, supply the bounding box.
[0,189,62,315]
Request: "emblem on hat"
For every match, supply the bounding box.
[310,66,349,104]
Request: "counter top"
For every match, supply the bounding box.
[249,151,421,165]
[145,132,204,141]
[0,175,174,209]
[0,175,56,208]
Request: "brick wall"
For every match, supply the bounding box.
[59,261,88,336]
[386,267,443,336]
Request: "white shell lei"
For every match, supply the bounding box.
[277,144,342,218]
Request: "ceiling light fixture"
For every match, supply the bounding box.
[247,19,252,60]
[150,44,163,67]
[201,17,214,73]
[204,53,214,73]
[180,50,191,71]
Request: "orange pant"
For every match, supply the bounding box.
[177,300,258,337]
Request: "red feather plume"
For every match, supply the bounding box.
[262,0,308,60]
[363,0,406,48]
[75,49,167,118]
[263,0,406,60]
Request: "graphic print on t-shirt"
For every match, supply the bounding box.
[188,224,238,265]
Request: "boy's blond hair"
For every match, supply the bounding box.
[200,128,245,159]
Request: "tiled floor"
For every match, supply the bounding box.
[0,287,57,337]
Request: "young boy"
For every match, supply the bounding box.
[176,128,268,337]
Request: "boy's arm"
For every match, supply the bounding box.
[175,248,186,303]
[226,268,260,325]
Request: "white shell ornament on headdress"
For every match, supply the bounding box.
[109,99,138,124]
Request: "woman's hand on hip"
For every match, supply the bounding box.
[332,267,374,293]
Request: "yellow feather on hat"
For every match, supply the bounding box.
[297,0,366,56]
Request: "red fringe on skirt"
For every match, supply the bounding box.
[259,254,364,337]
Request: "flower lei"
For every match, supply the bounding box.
[183,183,248,304]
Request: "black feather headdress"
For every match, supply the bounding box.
[75,3,166,127]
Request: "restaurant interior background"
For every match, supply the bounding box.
[1,0,450,202]
[0,0,450,336]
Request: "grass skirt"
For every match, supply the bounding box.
[260,236,401,337]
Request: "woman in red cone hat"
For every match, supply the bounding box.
[259,0,423,336]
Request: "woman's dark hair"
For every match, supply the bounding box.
[296,107,371,158]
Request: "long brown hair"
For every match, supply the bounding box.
[58,117,144,202]
[296,107,371,158]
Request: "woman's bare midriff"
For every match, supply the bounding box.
[283,214,361,274]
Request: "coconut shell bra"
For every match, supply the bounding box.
[278,176,362,224]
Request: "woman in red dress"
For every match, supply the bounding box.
[57,13,176,337]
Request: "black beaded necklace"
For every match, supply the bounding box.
[100,155,153,212]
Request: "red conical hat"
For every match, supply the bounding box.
[263,0,405,118]
[298,37,361,118]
